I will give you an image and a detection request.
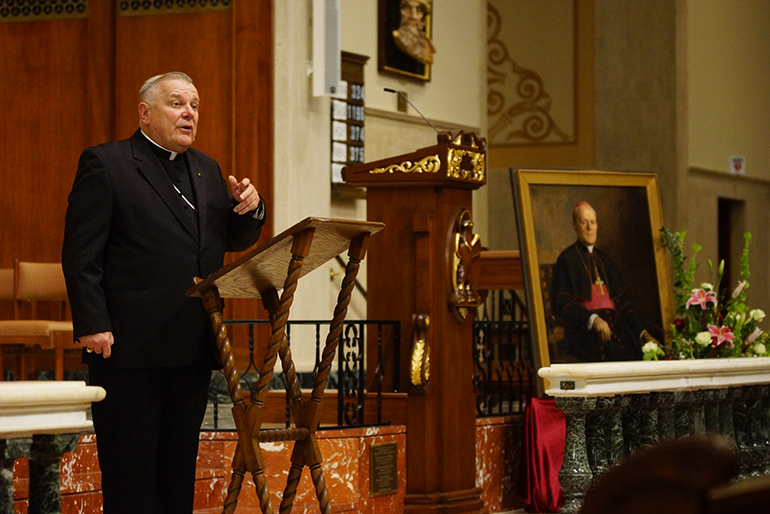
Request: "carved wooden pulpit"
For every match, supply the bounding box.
[187,217,384,514]
[343,131,487,514]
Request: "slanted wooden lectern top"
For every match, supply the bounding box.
[187,217,384,514]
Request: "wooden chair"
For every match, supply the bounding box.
[0,261,74,380]
[540,263,577,363]
[578,434,770,514]
[0,267,15,378]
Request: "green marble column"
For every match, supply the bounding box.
[745,385,767,476]
[674,391,691,438]
[586,397,612,479]
[688,390,706,434]
[760,387,770,475]
[734,386,751,478]
[654,391,676,441]
[605,396,625,467]
[720,387,739,446]
[0,438,31,514]
[622,395,642,456]
[555,396,595,514]
[638,394,659,448]
[704,388,726,434]
[28,434,78,514]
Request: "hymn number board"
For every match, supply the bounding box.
[331,52,369,194]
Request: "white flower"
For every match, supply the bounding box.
[750,309,766,322]
[753,343,767,356]
[733,280,748,298]
[642,341,659,354]
[695,331,712,346]
[701,282,714,291]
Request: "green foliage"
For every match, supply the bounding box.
[648,228,767,360]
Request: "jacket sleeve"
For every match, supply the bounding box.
[62,148,114,339]
[220,169,266,252]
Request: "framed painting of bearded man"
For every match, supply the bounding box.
[378,0,435,81]
[510,169,674,368]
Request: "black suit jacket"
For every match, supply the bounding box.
[552,242,644,337]
[62,129,264,368]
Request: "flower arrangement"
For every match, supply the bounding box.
[644,228,769,360]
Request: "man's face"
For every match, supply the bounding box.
[400,1,425,28]
[573,205,598,246]
[139,78,199,153]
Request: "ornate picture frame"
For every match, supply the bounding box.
[511,169,673,369]
[378,0,434,81]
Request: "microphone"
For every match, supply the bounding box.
[384,88,439,133]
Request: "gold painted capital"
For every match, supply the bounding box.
[446,148,486,183]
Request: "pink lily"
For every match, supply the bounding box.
[686,289,717,310]
[708,324,735,348]
[746,327,763,345]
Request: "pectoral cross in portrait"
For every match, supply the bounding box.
[595,275,606,296]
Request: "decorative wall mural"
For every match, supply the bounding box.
[487,1,576,145]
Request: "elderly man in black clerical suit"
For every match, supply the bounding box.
[552,201,657,362]
[62,72,265,514]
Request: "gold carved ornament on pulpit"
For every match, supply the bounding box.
[410,313,431,386]
[449,209,482,322]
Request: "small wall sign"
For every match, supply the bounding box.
[730,156,745,175]
[369,441,398,497]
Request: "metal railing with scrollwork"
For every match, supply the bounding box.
[473,290,536,416]
[205,319,400,430]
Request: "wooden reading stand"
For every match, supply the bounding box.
[187,217,384,514]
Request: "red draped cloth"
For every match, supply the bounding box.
[516,397,566,513]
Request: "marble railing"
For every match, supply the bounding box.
[538,358,770,513]
[0,381,105,514]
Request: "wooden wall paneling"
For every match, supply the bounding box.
[1,4,275,377]
[114,10,234,172]
[86,0,116,147]
[226,0,275,367]
[114,8,240,364]
[0,19,89,268]
[113,4,274,372]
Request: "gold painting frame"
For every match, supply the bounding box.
[378,0,434,81]
[511,168,673,370]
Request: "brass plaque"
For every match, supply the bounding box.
[369,441,398,497]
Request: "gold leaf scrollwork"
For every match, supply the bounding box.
[446,148,485,183]
[370,155,441,175]
[410,339,425,386]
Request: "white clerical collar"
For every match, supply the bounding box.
[141,130,179,161]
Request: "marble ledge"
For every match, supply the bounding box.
[198,423,406,441]
[539,357,770,397]
[0,381,105,439]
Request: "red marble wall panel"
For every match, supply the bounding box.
[475,416,525,513]
[12,419,519,514]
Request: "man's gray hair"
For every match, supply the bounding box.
[139,72,194,103]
